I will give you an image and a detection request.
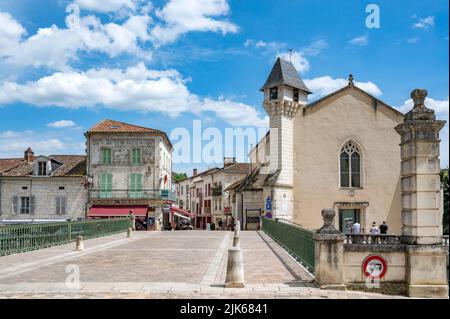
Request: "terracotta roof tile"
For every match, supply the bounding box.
[0,155,86,177]
[87,119,172,148]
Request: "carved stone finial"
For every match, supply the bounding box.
[411,88,428,109]
[316,208,341,234]
[348,74,354,86]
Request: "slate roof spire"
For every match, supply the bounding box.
[260,57,312,94]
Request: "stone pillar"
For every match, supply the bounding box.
[313,209,346,290]
[395,89,446,245]
[395,89,448,298]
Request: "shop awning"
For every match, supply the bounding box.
[170,206,195,218]
[173,212,191,221]
[88,205,148,217]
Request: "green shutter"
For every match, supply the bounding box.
[130,173,142,198]
[132,148,141,165]
[100,173,112,198]
[102,149,111,164]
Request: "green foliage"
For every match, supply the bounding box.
[173,172,188,183]
[441,168,449,235]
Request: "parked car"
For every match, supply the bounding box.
[176,219,193,230]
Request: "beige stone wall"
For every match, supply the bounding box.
[343,249,406,283]
[0,177,87,220]
[293,88,404,233]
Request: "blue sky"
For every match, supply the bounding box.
[0,0,448,174]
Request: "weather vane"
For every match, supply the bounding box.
[288,48,294,62]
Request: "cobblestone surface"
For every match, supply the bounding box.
[0,230,407,299]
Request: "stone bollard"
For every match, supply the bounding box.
[225,247,245,288]
[75,236,84,251]
[127,228,133,238]
[234,220,240,237]
[232,235,240,247]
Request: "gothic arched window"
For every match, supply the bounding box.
[340,140,361,188]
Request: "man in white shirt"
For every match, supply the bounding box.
[351,221,361,234]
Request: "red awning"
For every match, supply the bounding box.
[170,206,195,218]
[89,205,148,217]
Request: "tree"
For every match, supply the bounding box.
[441,168,449,235]
[173,172,188,183]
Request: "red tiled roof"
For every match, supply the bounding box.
[0,158,24,174]
[86,119,172,148]
[0,155,86,177]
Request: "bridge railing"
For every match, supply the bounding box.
[262,217,315,273]
[0,217,133,257]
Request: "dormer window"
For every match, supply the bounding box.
[270,87,278,100]
[38,161,47,176]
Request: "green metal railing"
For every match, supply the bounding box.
[0,217,133,257]
[262,217,316,272]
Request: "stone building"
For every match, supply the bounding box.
[0,148,87,222]
[175,158,250,229]
[229,57,414,234]
[85,119,175,229]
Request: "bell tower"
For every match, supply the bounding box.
[261,57,311,220]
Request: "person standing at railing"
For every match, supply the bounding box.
[370,221,379,244]
[379,221,388,234]
[351,221,361,234]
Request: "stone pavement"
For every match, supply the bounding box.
[0,230,407,299]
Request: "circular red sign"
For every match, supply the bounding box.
[362,255,387,279]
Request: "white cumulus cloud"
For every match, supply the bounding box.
[347,35,369,46]
[46,120,78,128]
[74,0,137,13]
[0,63,268,127]
[304,76,382,101]
[413,16,435,29]
[150,0,238,46]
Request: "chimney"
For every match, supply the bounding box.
[223,157,236,167]
[24,147,34,163]
[193,168,198,176]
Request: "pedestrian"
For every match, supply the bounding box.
[379,221,388,234]
[351,221,361,234]
[370,221,379,244]
[370,222,379,235]
[230,216,235,231]
[218,220,223,230]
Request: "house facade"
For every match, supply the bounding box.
[228,58,410,234]
[85,119,174,230]
[175,158,250,229]
[0,148,87,222]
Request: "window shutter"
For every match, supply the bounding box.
[107,173,112,191]
[62,197,66,215]
[137,174,142,191]
[55,197,59,215]
[30,196,35,215]
[12,196,18,214]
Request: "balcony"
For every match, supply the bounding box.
[89,189,176,203]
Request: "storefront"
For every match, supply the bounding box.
[88,205,149,230]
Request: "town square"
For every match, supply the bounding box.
[0,0,448,306]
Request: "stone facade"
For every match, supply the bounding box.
[174,159,250,229]
[0,177,87,220]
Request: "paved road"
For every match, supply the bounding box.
[0,230,406,299]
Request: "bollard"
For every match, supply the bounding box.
[232,235,240,247]
[234,220,240,237]
[127,227,133,238]
[225,247,245,288]
[75,236,84,251]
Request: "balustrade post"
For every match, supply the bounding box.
[313,208,346,290]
